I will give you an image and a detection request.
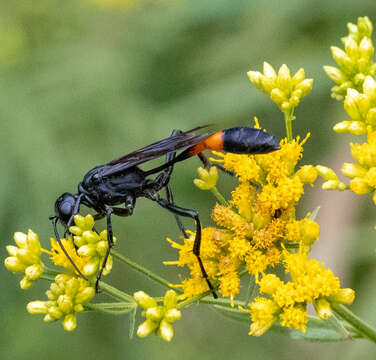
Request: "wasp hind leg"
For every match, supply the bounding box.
[153,196,218,298]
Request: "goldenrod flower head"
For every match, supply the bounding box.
[70,214,116,277]
[49,237,87,275]
[134,290,181,342]
[325,17,375,100]
[248,62,313,111]
[280,305,307,332]
[168,127,320,301]
[193,166,218,190]
[5,230,44,289]
[27,274,94,331]
[245,297,280,336]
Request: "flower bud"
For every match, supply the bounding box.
[158,319,174,342]
[348,121,367,135]
[341,163,367,178]
[27,301,48,314]
[14,232,27,248]
[263,62,277,79]
[247,71,263,89]
[270,88,287,105]
[4,257,26,273]
[163,289,178,309]
[366,108,376,126]
[137,319,158,338]
[331,46,352,69]
[291,68,305,85]
[359,37,374,61]
[344,89,362,120]
[314,298,332,319]
[323,66,347,84]
[164,308,181,323]
[295,78,313,97]
[277,64,292,92]
[25,264,44,280]
[134,291,157,309]
[316,165,338,180]
[296,165,318,184]
[350,177,372,194]
[194,166,218,190]
[146,306,164,321]
[63,314,77,331]
[330,288,355,304]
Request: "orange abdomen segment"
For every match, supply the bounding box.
[188,131,224,156]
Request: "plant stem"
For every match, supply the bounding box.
[332,304,376,343]
[111,249,180,292]
[284,108,295,141]
[99,280,135,302]
[211,187,229,206]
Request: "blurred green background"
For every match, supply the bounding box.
[2,1,376,359]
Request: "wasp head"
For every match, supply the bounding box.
[53,192,78,225]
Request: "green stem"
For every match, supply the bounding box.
[86,302,135,315]
[99,280,135,303]
[111,249,181,292]
[283,107,295,141]
[40,274,56,282]
[332,304,376,343]
[211,187,229,206]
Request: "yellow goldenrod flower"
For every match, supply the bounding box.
[5,230,44,289]
[27,274,94,331]
[134,290,181,342]
[69,214,116,277]
[167,126,321,301]
[324,16,375,100]
[244,297,280,336]
[280,305,307,332]
[49,237,87,275]
[193,166,218,190]
[248,62,313,111]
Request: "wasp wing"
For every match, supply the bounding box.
[101,126,210,177]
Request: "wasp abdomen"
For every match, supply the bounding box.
[222,127,280,154]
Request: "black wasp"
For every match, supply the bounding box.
[50,126,280,298]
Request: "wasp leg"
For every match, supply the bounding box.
[165,185,187,238]
[197,152,234,176]
[95,198,135,292]
[153,197,217,298]
[52,217,87,281]
[152,129,188,238]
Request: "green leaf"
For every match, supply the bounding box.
[308,206,321,220]
[129,307,137,339]
[290,317,350,342]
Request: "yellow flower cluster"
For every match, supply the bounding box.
[5,230,44,289]
[69,214,116,278]
[27,274,95,331]
[247,62,313,112]
[245,249,354,335]
[324,16,375,100]
[165,130,321,304]
[134,290,181,342]
[323,17,376,204]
